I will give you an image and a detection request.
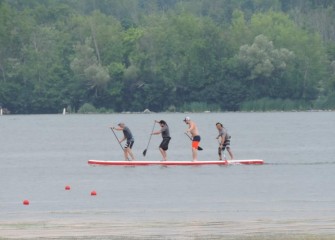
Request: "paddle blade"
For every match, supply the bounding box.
[198,146,203,151]
[143,149,147,156]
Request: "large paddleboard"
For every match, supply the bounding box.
[88,159,264,166]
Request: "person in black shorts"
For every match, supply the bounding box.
[151,120,171,161]
[113,123,135,161]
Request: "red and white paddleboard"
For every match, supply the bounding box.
[88,159,264,166]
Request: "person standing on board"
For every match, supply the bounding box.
[216,122,234,160]
[184,117,201,161]
[151,120,171,161]
[112,123,135,161]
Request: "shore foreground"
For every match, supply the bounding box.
[1,218,334,239]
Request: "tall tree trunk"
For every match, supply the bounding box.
[90,21,101,65]
[0,63,6,82]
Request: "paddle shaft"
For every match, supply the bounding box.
[143,121,156,156]
[185,132,192,140]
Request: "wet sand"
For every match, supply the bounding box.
[1,218,334,239]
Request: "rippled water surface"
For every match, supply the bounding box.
[0,112,334,239]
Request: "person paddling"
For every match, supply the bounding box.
[151,120,171,161]
[112,123,135,161]
[216,122,234,160]
[184,117,201,161]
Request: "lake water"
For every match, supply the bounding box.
[0,112,334,239]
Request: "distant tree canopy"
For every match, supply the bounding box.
[0,0,335,113]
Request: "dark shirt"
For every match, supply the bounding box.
[161,125,170,138]
[123,126,134,140]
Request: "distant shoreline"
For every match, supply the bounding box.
[1,109,334,116]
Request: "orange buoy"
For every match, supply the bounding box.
[23,200,30,205]
[65,185,71,190]
[91,190,97,196]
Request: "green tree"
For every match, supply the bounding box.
[70,38,110,98]
[248,11,328,101]
[238,34,295,99]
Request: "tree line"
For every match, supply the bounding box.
[0,0,335,114]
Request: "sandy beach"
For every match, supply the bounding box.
[1,218,335,239]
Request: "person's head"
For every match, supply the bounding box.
[183,116,191,124]
[118,122,125,128]
[158,120,167,126]
[216,122,223,130]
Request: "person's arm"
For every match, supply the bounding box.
[111,126,122,131]
[151,120,162,135]
[111,126,125,142]
[119,136,126,142]
[152,130,161,135]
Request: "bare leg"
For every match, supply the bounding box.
[192,147,198,161]
[227,147,234,160]
[123,149,129,161]
[159,148,167,161]
[128,148,135,160]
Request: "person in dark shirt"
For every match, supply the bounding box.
[151,120,171,161]
[113,123,135,161]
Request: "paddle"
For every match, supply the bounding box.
[110,127,130,161]
[217,139,226,160]
[143,121,156,156]
[184,132,203,151]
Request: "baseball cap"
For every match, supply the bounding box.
[183,116,191,122]
[117,122,125,126]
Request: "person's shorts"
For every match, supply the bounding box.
[124,139,134,149]
[192,135,201,149]
[221,137,231,151]
[159,137,171,151]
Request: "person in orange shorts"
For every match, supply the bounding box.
[184,117,201,161]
